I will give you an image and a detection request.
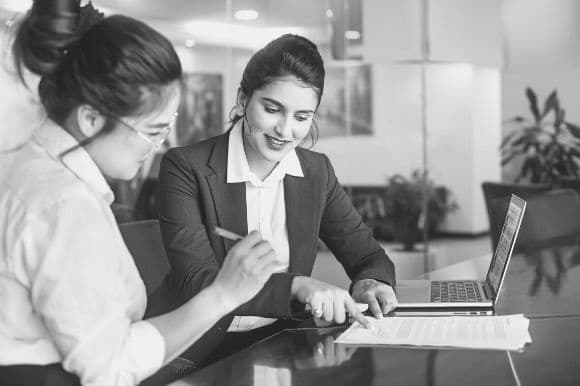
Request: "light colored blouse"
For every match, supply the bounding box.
[0,121,165,386]
[225,121,303,331]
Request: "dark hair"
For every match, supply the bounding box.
[231,33,325,147]
[12,0,182,126]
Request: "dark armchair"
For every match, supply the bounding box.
[483,183,580,252]
[118,219,180,317]
[482,182,552,250]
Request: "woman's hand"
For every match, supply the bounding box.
[291,277,363,324]
[352,279,398,318]
[212,231,281,309]
[311,335,358,368]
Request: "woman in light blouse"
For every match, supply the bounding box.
[158,34,399,363]
[0,1,283,385]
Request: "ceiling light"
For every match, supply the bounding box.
[234,9,258,21]
[0,0,31,13]
[345,30,361,40]
[184,39,195,48]
[183,20,307,50]
[326,9,334,18]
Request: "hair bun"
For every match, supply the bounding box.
[78,2,105,36]
[12,0,81,78]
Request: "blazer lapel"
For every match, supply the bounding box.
[206,133,247,253]
[285,162,318,275]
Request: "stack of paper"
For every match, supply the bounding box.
[335,314,531,351]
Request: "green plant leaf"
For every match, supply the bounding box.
[504,116,527,124]
[526,87,541,123]
[520,158,533,180]
[501,151,519,166]
[500,131,524,149]
[563,154,579,176]
[569,148,580,159]
[566,122,580,138]
[541,90,558,119]
[555,107,565,128]
[512,132,535,147]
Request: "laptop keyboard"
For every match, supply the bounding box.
[430,281,483,303]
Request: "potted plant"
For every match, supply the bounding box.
[382,170,457,251]
[501,87,580,184]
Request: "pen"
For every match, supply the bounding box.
[216,227,385,337]
[214,227,244,241]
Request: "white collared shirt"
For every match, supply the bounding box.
[0,120,165,385]
[226,121,303,331]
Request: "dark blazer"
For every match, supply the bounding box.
[158,130,396,318]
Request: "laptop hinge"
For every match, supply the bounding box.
[481,281,494,301]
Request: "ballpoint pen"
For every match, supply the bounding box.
[214,226,386,337]
[214,226,244,241]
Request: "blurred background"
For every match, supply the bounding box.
[2,0,579,281]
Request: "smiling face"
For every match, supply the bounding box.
[84,82,181,180]
[240,76,320,179]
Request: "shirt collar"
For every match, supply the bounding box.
[33,120,115,205]
[226,120,304,185]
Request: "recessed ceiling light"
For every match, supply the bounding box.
[345,30,361,40]
[0,0,30,13]
[184,39,195,48]
[234,9,258,21]
[326,9,334,18]
[183,20,307,50]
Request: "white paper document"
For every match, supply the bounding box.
[335,314,531,351]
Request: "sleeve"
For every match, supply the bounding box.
[157,149,220,302]
[26,194,165,386]
[318,155,396,290]
[157,149,298,318]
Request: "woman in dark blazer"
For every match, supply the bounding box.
[158,34,398,364]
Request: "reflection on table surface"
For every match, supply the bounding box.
[170,317,580,386]
[168,240,580,385]
[417,240,580,317]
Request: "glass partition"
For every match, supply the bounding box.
[0,0,506,278]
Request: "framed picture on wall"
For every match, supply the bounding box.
[316,63,373,138]
[175,73,224,146]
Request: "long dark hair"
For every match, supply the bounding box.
[12,0,182,127]
[230,34,325,147]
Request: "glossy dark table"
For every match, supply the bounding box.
[170,316,580,386]
[168,241,580,385]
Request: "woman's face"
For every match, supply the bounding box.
[241,76,319,173]
[86,83,181,180]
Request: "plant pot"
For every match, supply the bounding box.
[393,216,420,251]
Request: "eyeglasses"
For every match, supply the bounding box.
[111,112,178,148]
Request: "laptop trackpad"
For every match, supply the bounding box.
[396,280,430,303]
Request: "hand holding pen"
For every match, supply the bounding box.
[215,226,386,337]
[211,229,280,309]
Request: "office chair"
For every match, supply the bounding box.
[486,188,580,252]
[118,219,180,317]
[555,176,580,195]
[481,181,552,250]
[118,220,197,384]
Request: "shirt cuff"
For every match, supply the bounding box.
[121,321,166,383]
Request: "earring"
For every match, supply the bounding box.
[236,103,245,117]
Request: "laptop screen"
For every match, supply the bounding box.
[485,195,527,298]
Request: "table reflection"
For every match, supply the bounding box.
[522,244,580,296]
[496,241,580,316]
[172,328,371,386]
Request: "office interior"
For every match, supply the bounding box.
[1,0,579,283]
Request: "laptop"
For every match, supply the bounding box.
[393,194,526,315]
